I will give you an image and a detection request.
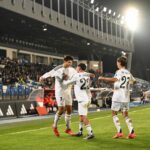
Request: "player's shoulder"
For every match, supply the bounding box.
[78,72,89,77]
[83,72,91,76]
[53,65,63,71]
[115,69,120,74]
[69,67,76,71]
[124,69,131,75]
[69,67,77,73]
[74,72,82,77]
[118,68,130,74]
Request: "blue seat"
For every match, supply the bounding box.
[0,84,2,97]
[10,86,18,96]
[25,87,31,95]
[18,85,25,96]
[6,86,11,96]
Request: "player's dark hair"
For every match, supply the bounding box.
[117,56,127,67]
[64,55,73,61]
[78,63,87,71]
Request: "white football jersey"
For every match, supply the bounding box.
[63,72,92,102]
[112,68,136,102]
[42,65,76,94]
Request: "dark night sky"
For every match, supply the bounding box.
[100,0,150,81]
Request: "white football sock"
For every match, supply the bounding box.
[85,124,93,135]
[125,117,134,134]
[53,113,61,128]
[65,114,71,129]
[113,115,122,133]
[79,122,83,134]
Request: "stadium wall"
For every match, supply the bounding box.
[0,45,78,65]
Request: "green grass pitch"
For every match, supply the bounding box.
[0,105,150,150]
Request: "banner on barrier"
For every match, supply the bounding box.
[0,101,37,118]
[16,101,37,116]
[0,102,16,118]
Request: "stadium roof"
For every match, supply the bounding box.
[0,7,122,60]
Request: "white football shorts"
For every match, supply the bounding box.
[111,101,129,112]
[55,90,72,107]
[78,100,91,116]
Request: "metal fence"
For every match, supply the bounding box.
[0,84,33,101]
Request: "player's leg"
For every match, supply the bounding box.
[73,101,84,137]
[79,115,84,135]
[53,106,65,128]
[111,101,123,138]
[64,105,75,135]
[52,96,65,137]
[52,106,65,137]
[78,101,94,140]
[82,115,94,140]
[122,103,136,139]
[63,91,74,135]
[65,105,72,129]
[73,115,84,137]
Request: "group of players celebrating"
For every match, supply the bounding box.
[39,55,136,140]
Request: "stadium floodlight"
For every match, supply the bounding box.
[103,7,107,12]
[122,16,125,20]
[121,51,126,56]
[120,16,125,24]
[91,0,94,4]
[108,9,112,14]
[125,7,139,31]
[43,27,47,31]
[113,12,116,16]
[117,14,121,18]
[120,20,124,25]
[95,7,99,12]
[93,64,98,67]
[43,24,47,31]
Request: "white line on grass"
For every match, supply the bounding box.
[0,107,150,136]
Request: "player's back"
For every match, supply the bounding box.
[74,72,91,102]
[113,68,135,102]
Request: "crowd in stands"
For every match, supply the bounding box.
[0,57,150,102]
[0,57,106,88]
[0,57,53,85]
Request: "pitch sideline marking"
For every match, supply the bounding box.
[0,107,150,136]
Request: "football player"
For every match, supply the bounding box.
[63,63,94,140]
[40,56,76,137]
[99,57,136,139]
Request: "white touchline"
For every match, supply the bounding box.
[0,107,150,136]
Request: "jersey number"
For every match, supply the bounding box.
[120,76,130,89]
[80,78,89,90]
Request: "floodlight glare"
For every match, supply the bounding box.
[122,16,125,20]
[120,20,124,25]
[103,7,107,12]
[118,14,121,18]
[91,0,94,4]
[95,7,99,12]
[125,8,139,31]
[113,12,116,16]
[108,9,112,14]
[121,51,126,56]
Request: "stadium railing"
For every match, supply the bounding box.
[0,83,33,101]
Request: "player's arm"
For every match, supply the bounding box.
[39,65,63,82]
[68,67,77,80]
[39,70,55,82]
[85,72,95,78]
[63,75,77,86]
[98,76,118,82]
[99,70,121,83]
[130,74,136,84]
